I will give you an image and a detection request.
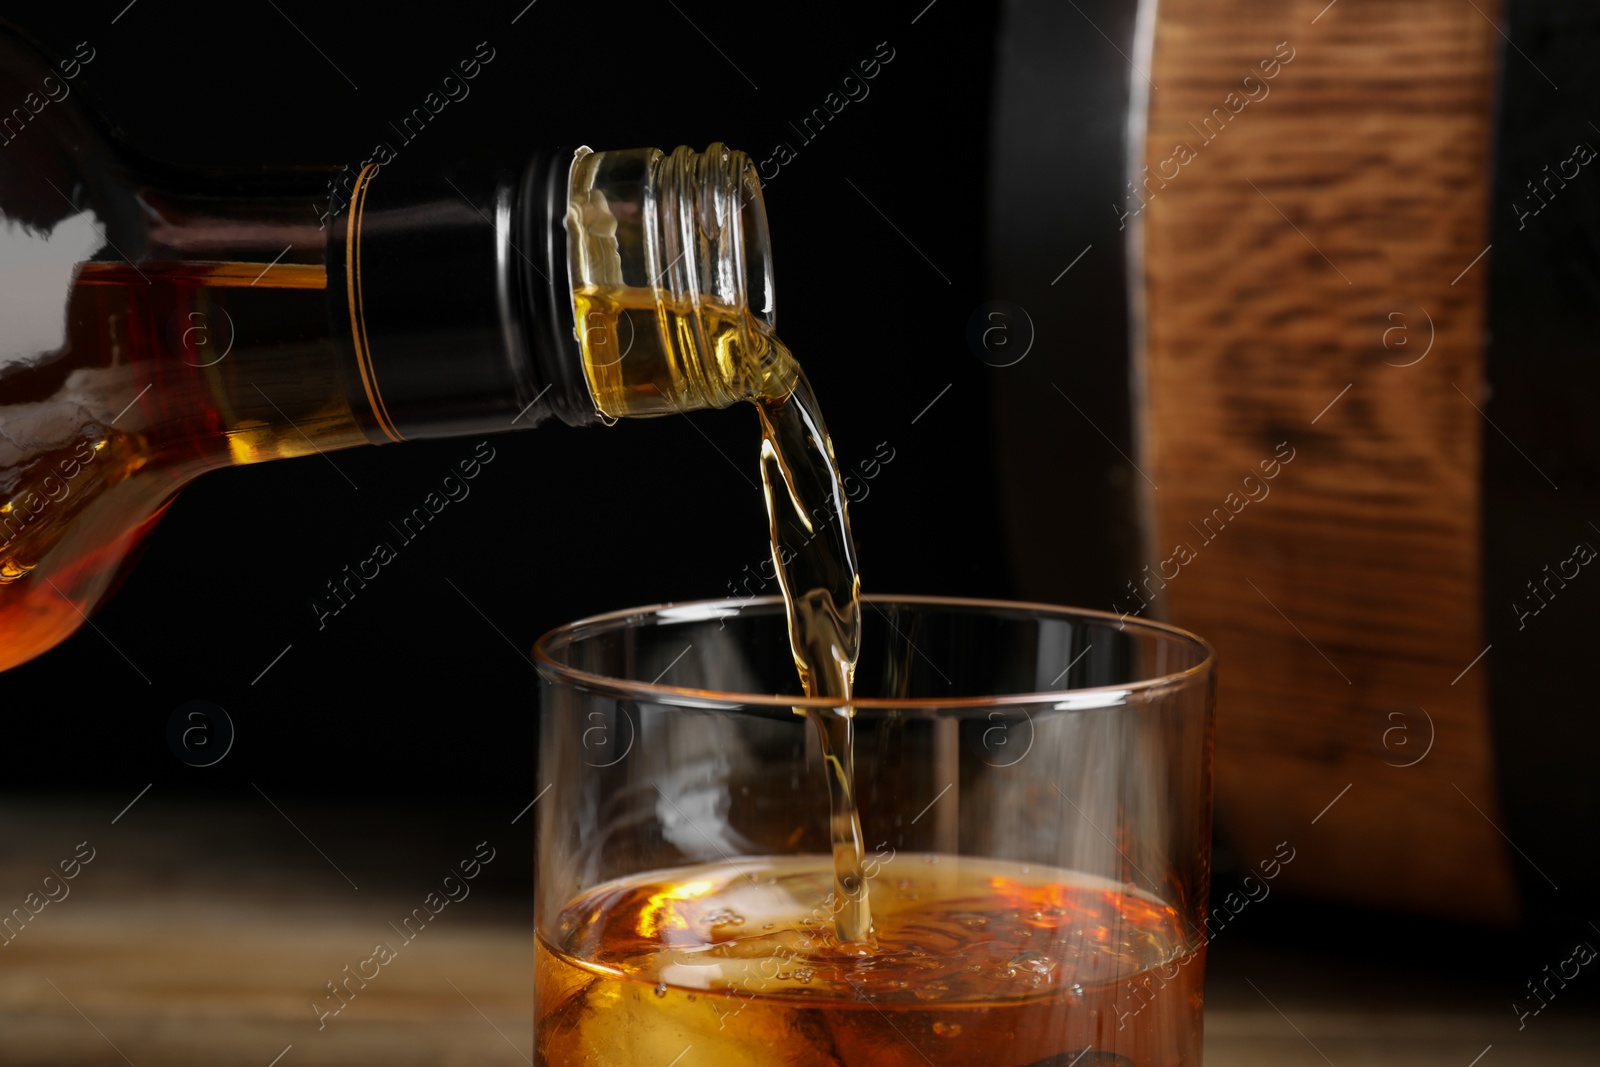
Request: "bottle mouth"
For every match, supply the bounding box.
[564,144,786,420]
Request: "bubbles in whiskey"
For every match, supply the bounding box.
[535,855,1202,1066]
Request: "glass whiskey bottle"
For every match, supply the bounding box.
[0,22,791,670]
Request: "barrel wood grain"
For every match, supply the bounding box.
[1135,0,1517,921]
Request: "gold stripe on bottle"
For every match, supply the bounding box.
[345,163,404,443]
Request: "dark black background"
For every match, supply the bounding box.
[6,2,1023,804]
[1482,0,1600,917]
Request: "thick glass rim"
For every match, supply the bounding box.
[533,593,1216,712]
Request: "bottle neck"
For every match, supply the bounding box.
[271,142,785,443]
[76,144,782,456]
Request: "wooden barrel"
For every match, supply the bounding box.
[989,0,1598,924]
[1134,0,1514,924]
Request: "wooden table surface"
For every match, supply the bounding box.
[1,798,1593,1065]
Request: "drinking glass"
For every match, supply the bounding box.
[534,595,1215,1066]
